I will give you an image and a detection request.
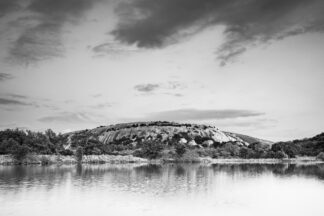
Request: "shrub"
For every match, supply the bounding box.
[223,142,241,157]
[0,139,11,154]
[194,136,210,144]
[285,148,297,158]
[274,151,288,159]
[133,140,163,159]
[59,149,74,156]
[40,156,51,165]
[217,149,232,158]
[265,151,277,158]
[179,150,200,162]
[212,142,222,148]
[239,148,249,158]
[75,146,84,163]
[175,143,186,157]
[249,142,270,151]
[8,139,29,161]
[239,147,257,158]
[133,149,143,158]
[271,142,300,158]
[160,149,176,160]
[196,148,219,158]
[316,152,324,161]
[12,145,30,161]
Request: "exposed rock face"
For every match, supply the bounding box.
[188,140,198,147]
[68,121,272,147]
[179,138,188,144]
[202,140,214,147]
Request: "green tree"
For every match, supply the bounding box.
[274,151,288,159]
[136,140,163,159]
[175,143,186,157]
[316,152,324,161]
[8,138,29,161]
[75,146,84,163]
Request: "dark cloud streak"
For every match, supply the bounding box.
[9,23,63,64]
[91,42,138,57]
[134,83,160,93]
[7,93,28,99]
[8,0,99,65]
[0,73,14,81]
[38,112,90,123]
[112,0,324,65]
[38,112,102,123]
[0,0,20,17]
[145,109,264,121]
[0,98,33,106]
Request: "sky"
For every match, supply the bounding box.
[0,0,324,141]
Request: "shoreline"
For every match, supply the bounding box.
[0,154,324,165]
[1,154,323,166]
[0,154,148,166]
[209,157,324,164]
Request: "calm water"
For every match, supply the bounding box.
[1,163,324,216]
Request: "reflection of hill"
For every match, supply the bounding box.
[1,163,324,196]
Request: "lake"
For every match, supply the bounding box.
[1,163,324,216]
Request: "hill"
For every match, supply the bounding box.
[271,133,324,157]
[2,121,323,162]
[66,121,272,149]
[65,121,277,159]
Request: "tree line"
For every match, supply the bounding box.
[0,128,323,161]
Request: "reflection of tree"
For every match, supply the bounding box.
[277,164,324,180]
[0,165,72,193]
[211,163,324,180]
[134,164,163,177]
[1,163,324,196]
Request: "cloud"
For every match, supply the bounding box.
[91,94,103,98]
[7,93,28,99]
[9,23,64,64]
[0,123,18,129]
[167,81,185,90]
[38,112,97,123]
[0,0,20,17]
[91,42,138,57]
[0,97,33,106]
[28,0,94,20]
[144,109,264,121]
[134,81,186,95]
[215,118,277,129]
[111,0,324,65]
[89,102,112,109]
[134,83,160,93]
[0,73,14,81]
[7,0,99,64]
[0,95,59,110]
[164,93,184,97]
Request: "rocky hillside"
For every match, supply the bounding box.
[2,123,322,161]
[66,121,272,150]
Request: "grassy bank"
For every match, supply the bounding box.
[209,157,324,164]
[0,154,148,165]
[1,154,322,165]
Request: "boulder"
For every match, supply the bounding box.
[202,140,214,147]
[179,138,187,144]
[188,140,198,146]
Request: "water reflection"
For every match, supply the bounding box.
[210,163,324,180]
[2,163,324,188]
[1,163,324,216]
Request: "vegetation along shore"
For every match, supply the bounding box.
[0,121,324,165]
